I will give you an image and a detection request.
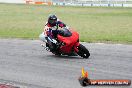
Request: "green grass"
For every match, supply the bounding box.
[0,3,132,44]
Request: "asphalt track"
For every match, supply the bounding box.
[0,39,132,88]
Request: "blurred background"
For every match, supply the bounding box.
[0,0,132,43]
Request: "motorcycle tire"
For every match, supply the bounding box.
[77,44,90,58]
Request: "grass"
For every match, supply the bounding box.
[0,3,132,44]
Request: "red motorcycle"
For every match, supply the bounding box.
[46,28,90,58]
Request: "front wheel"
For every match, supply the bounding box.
[77,44,90,58]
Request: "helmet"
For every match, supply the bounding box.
[48,14,57,25]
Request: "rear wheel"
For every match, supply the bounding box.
[77,44,90,58]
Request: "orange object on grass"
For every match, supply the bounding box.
[35,2,44,4]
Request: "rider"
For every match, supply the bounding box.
[39,14,68,52]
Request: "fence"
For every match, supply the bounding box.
[52,0,132,7]
[24,0,132,7]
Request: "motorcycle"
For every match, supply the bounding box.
[44,28,90,58]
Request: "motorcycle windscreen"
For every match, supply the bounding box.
[58,28,72,37]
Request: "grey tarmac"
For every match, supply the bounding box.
[0,39,131,88]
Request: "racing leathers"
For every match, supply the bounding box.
[39,20,67,52]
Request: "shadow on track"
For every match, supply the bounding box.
[46,55,87,60]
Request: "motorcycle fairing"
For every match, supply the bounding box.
[57,30,79,54]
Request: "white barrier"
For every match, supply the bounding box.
[0,0,132,7]
[0,0,25,3]
[53,2,132,7]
